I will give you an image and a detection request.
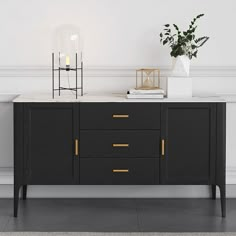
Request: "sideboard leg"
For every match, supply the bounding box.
[22,185,27,200]
[211,185,216,200]
[219,184,226,217]
[14,185,20,217]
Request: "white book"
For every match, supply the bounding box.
[129,88,165,94]
[127,94,164,99]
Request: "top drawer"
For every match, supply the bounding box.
[80,103,160,130]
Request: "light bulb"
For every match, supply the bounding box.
[70,34,78,41]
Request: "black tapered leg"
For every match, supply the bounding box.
[219,184,226,217]
[14,185,20,217]
[211,185,216,200]
[22,185,27,200]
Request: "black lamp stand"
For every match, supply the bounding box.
[52,53,83,99]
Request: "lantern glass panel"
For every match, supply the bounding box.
[53,25,81,68]
[136,69,160,90]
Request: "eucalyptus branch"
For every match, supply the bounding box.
[160,14,209,59]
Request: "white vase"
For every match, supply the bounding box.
[171,55,190,77]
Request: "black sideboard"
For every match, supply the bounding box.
[14,102,226,217]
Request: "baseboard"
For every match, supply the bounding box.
[226,167,236,184]
[0,168,13,185]
[1,168,236,198]
[1,185,236,198]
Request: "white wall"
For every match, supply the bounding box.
[0,0,235,67]
[0,0,236,197]
[0,0,235,95]
[0,0,235,94]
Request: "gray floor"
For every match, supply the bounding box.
[0,199,236,232]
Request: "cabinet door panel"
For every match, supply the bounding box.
[24,103,78,184]
[161,103,216,184]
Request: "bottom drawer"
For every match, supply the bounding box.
[80,158,159,185]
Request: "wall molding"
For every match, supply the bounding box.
[0,65,235,78]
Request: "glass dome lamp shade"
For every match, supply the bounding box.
[53,24,82,69]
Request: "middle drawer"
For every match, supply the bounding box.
[80,130,160,158]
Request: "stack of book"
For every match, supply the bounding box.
[127,88,165,99]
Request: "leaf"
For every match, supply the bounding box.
[164,24,170,27]
[173,24,179,31]
[195,36,207,43]
[194,36,209,48]
[193,50,198,58]
[196,14,204,19]
[190,26,197,33]
[187,35,193,41]
[163,39,168,45]
[160,33,163,38]
[198,37,209,47]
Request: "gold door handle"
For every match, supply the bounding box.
[112,169,129,173]
[161,139,165,157]
[112,114,129,118]
[112,143,129,147]
[75,139,79,156]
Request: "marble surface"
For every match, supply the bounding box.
[0,94,19,103]
[217,94,236,103]
[13,93,226,103]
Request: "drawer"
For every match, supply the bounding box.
[80,158,159,185]
[80,103,160,130]
[80,130,160,158]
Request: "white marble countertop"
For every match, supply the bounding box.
[217,94,236,103]
[13,93,226,103]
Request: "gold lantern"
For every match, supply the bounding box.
[136,68,160,90]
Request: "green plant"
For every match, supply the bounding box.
[160,14,209,59]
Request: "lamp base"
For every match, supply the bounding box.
[52,53,83,99]
[66,65,70,71]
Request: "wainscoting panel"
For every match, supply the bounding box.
[0,65,236,95]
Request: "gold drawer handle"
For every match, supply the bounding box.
[112,114,129,118]
[112,143,129,147]
[75,139,79,156]
[161,139,165,157]
[112,169,129,173]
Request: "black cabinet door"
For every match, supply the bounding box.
[161,103,216,184]
[24,103,79,185]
